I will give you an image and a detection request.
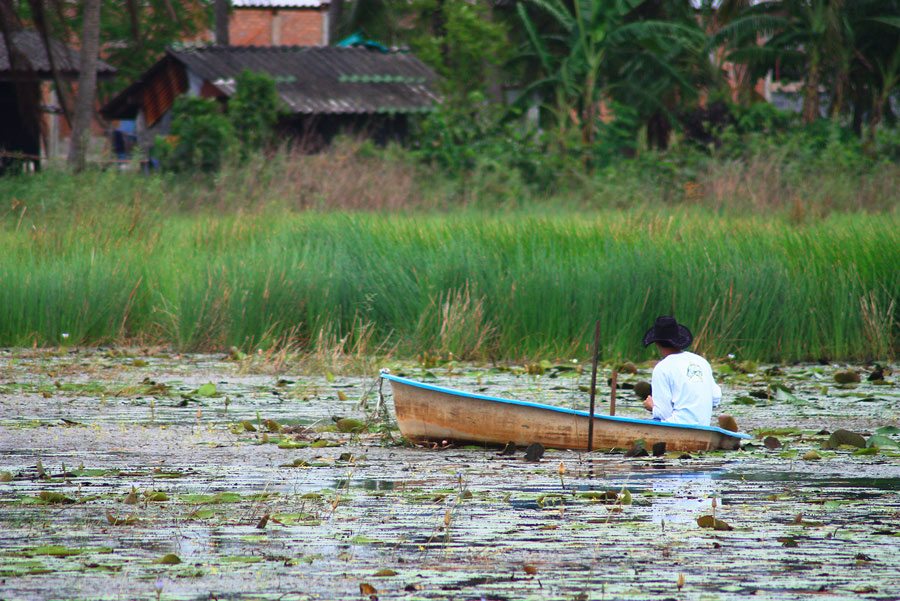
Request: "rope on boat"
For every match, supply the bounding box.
[358,368,389,422]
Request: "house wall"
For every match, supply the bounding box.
[230,8,326,46]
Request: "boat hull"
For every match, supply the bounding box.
[385,374,748,452]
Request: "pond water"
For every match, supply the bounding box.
[1,349,899,600]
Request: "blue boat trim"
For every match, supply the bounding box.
[382,373,752,440]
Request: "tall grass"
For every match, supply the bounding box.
[1,199,898,361]
[2,135,899,361]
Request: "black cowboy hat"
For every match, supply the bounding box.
[642,316,693,350]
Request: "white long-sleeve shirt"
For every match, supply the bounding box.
[651,351,722,426]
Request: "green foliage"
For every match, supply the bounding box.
[413,94,524,171]
[413,95,640,193]
[729,102,795,134]
[513,0,708,147]
[15,0,212,99]
[155,96,232,172]
[228,70,282,151]
[153,72,282,171]
[714,118,873,176]
[410,0,512,106]
[709,0,900,130]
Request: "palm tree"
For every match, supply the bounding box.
[711,0,851,123]
[846,6,900,141]
[711,0,900,133]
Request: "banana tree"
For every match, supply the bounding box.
[514,0,709,147]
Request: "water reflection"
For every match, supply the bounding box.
[335,478,396,491]
[644,471,722,524]
[714,471,900,491]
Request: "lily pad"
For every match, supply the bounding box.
[221,556,264,563]
[834,371,860,384]
[774,388,801,403]
[27,545,111,557]
[154,553,182,565]
[38,491,75,504]
[763,436,783,450]
[182,492,242,504]
[875,426,900,435]
[336,418,366,433]
[196,383,217,397]
[823,429,866,449]
[697,515,733,530]
[866,435,900,449]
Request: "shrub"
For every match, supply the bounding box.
[154,96,232,172]
[228,69,282,151]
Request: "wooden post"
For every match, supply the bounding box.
[587,319,601,452]
[610,368,618,416]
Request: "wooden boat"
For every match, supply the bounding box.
[383,373,751,452]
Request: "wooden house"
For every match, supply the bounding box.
[100,44,439,153]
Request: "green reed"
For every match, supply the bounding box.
[1,206,897,362]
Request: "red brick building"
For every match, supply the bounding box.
[229,0,330,46]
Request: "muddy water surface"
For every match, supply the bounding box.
[1,350,899,600]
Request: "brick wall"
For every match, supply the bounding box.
[279,11,326,45]
[230,8,325,46]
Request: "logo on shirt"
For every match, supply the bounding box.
[685,363,703,382]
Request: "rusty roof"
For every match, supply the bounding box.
[0,30,116,80]
[102,45,439,119]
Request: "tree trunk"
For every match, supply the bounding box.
[126,0,143,50]
[432,0,448,61]
[28,0,73,127]
[647,111,671,151]
[801,53,821,124]
[68,0,101,172]
[850,86,864,137]
[214,0,229,45]
[328,0,343,44]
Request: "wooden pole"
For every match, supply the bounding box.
[610,368,618,416]
[587,319,601,452]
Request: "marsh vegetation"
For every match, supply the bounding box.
[2,137,899,363]
[1,350,899,600]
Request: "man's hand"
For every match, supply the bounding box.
[643,395,654,412]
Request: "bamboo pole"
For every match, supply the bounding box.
[610,368,618,416]
[587,319,601,452]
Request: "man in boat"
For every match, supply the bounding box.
[641,316,721,426]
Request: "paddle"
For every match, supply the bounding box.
[587,319,601,452]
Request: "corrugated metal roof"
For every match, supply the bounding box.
[231,1,329,7]
[0,30,116,79]
[173,45,438,115]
